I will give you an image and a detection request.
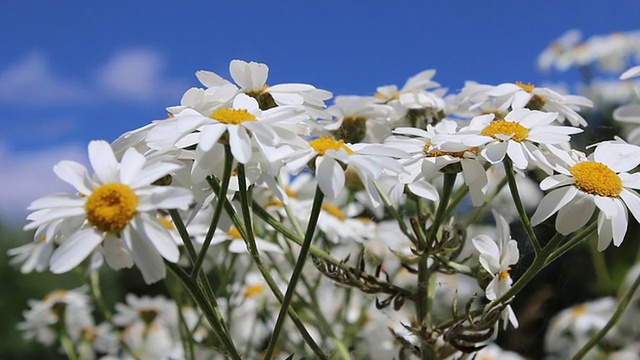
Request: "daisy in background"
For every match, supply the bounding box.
[23,140,193,284]
[321,95,395,144]
[613,65,640,144]
[531,139,640,251]
[472,211,520,330]
[18,288,94,347]
[373,69,447,129]
[455,80,593,127]
[436,108,582,174]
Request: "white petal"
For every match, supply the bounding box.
[481,142,507,164]
[594,196,618,219]
[88,140,119,184]
[506,142,528,169]
[597,213,613,251]
[49,228,102,273]
[131,215,180,262]
[539,174,573,191]
[228,125,252,164]
[316,156,344,199]
[556,195,595,234]
[620,65,640,80]
[611,199,628,247]
[102,235,134,269]
[125,161,181,190]
[198,124,227,152]
[620,189,640,223]
[620,173,640,190]
[461,159,487,206]
[613,104,640,123]
[53,161,92,194]
[125,228,166,284]
[137,186,193,211]
[119,148,146,185]
[530,186,579,226]
[407,180,439,202]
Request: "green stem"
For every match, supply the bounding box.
[59,329,79,360]
[374,181,417,244]
[211,174,327,359]
[418,172,456,360]
[165,263,241,360]
[571,270,640,360]
[503,158,542,255]
[263,187,325,360]
[190,144,234,279]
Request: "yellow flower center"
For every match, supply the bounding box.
[209,108,256,125]
[44,289,68,301]
[499,266,512,281]
[321,204,346,221]
[571,304,587,318]
[480,120,529,142]
[516,81,535,93]
[85,183,138,233]
[374,90,399,100]
[309,137,354,155]
[227,226,243,239]
[570,161,623,197]
[263,199,284,208]
[245,283,266,298]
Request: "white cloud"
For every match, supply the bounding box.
[0,52,92,105]
[0,142,88,224]
[0,48,188,106]
[94,49,186,101]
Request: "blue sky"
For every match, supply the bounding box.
[1,0,638,221]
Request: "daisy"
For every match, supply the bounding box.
[283,136,405,207]
[18,288,94,347]
[322,95,395,143]
[472,211,520,329]
[438,109,582,174]
[373,69,447,128]
[146,93,308,168]
[195,59,333,119]
[530,140,640,251]
[23,140,193,283]
[459,81,593,127]
[387,119,486,206]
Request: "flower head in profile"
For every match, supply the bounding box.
[472,211,520,329]
[18,288,94,346]
[531,140,640,251]
[439,109,582,174]
[194,59,333,119]
[24,140,193,283]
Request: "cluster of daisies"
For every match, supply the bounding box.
[13,56,640,359]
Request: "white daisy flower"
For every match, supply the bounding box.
[439,109,582,174]
[322,95,395,143]
[23,140,193,284]
[472,211,520,329]
[531,140,640,251]
[18,288,94,346]
[374,69,447,127]
[195,59,332,119]
[388,119,486,206]
[544,297,616,358]
[146,93,308,169]
[284,136,405,207]
[459,81,593,127]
